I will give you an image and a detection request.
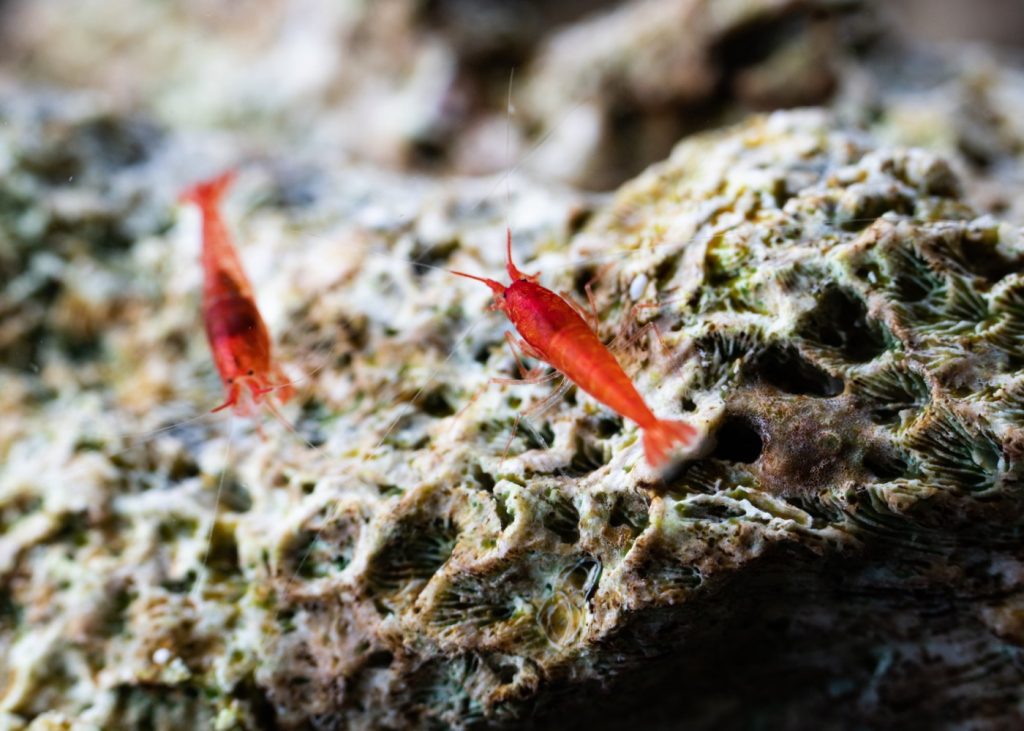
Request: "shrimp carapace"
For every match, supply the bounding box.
[452,229,696,468]
[181,170,294,416]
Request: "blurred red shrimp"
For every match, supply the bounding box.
[180,170,294,416]
[452,229,696,468]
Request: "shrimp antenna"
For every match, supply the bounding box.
[450,268,506,295]
[505,68,515,236]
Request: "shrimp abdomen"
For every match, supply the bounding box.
[507,282,654,428]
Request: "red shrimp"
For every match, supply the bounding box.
[180,171,294,415]
[452,230,696,467]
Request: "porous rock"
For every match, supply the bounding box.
[2,94,1024,731]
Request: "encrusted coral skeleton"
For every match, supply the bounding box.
[2,97,1024,729]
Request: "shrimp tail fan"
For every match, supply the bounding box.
[643,419,697,468]
[179,169,238,207]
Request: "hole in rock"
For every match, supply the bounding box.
[366,518,458,593]
[677,500,745,521]
[889,247,944,303]
[496,664,517,685]
[800,285,889,362]
[421,388,455,418]
[473,465,496,493]
[597,416,623,438]
[566,435,610,477]
[755,345,843,397]
[494,497,514,530]
[863,447,910,481]
[365,650,394,669]
[711,416,763,464]
[573,265,597,298]
[542,491,580,544]
[609,494,650,536]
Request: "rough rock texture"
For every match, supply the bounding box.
[3,76,1024,729]
[843,44,1024,227]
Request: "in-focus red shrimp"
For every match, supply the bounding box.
[452,229,696,467]
[180,171,294,416]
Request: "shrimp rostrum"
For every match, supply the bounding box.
[453,230,696,468]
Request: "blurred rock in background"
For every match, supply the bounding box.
[2,0,1021,196]
[0,0,865,189]
[891,0,1024,47]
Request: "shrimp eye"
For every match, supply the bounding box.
[227,378,234,384]
[248,369,254,375]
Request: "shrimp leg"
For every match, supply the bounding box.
[491,331,552,385]
[584,282,601,329]
[608,317,667,357]
[503,375,573,461]
[610,302,669,355]
[211,383,243,414]
[253,364,298,401]
[561,261,615,331]
[559,290,600,331]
